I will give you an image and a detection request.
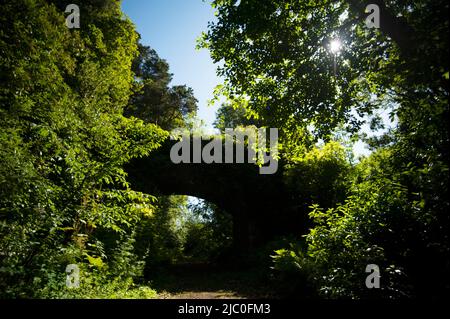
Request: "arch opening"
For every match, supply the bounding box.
[135,195,234,278]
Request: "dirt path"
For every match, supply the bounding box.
[150,262,271,299]
[158,291,244,299]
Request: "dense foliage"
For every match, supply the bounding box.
[0,0,167,298]
[125,42,198,130]
[203,0,449,299]
[1,0,448,300]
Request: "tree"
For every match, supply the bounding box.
[125,42,198,130]
[214,101,258,133]
[200,0,448,140]
[0,0,166,298]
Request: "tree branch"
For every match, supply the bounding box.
[347,0,418,58]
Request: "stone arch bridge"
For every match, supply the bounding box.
[125,138,307,252]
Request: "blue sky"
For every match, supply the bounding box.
[121,0,220,129]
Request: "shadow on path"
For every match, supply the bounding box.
[149,262,274,299]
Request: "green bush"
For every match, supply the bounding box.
[274,147,447,299]
[270,244,317,298]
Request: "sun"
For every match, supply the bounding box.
[329,39,342,54]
